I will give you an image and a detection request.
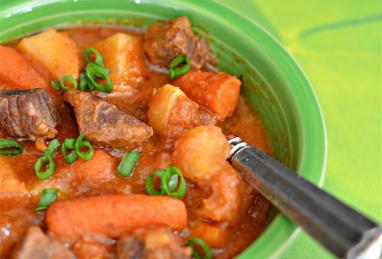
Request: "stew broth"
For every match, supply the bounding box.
[0,25,272,258]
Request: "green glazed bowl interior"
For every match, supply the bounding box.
[0,0,327,258]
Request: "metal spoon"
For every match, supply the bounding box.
[228,137,382,259]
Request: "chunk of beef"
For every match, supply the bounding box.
[72,239,115,259]
[0,89,60,140]
[64,90,153,149]
[12,226,75,259]
[143,16,215,70]
[117,236,144,259]
[117,229,191,259]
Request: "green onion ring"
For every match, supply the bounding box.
[84,47,103,66]
[61,138,78,164]
[79,73,88,91]
[169,55,191,80]
[0,139,24,156]
[117,151,141,177]
[50,80,60,90]
[44,139,61,158]
[59,75,78,91]
[74,134,94,161]
[35,188,58,211]
[160,166,186,198]
[34,155,56,180]
[167,174,179,192]
[146,170,166,195]
[188,237,213,259]
[85,63,113,93]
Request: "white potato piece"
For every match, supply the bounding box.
[18,29,80,80]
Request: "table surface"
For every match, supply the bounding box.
[219,0,382,258]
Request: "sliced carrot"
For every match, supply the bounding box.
[174,71,241,118]
[71,150,116,186]
[46,194,187,238]
[0,46,48,89]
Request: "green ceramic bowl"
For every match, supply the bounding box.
[0,0,327,258]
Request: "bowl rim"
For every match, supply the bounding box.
[0,0,327,258]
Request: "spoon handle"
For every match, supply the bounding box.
[228,137,382,259]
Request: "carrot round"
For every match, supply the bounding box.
[46,194,187,238]
[174,71,241,118]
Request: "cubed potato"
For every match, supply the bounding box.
[197,163,242,224]
[93,33,146,92]
[0,158,27,197]
[174,71,241,118]
[148,84,199,138]
[18,29,80,80]
[172,125,230,182]
[190,221,230,248]
[0,46,48,89]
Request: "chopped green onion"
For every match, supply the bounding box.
[34,155,55,180]
[51,76,78,92]
[84,47,103,66]
[0,139,24,156]
[117,151,140,177]
[167,174,179,192]
[169,55,191,80]
[85,63,113,93]
[35,188,58,211]
[188,237,213,259]
[160,166,186,198]
[59,75,78,91]
[146,170,166,195]
[61,138,78,164]
[74,134,94,161]
[34,139,60,180]
[145,166,186,199]
[44,139,61,157]
[50,80,60,90]
[79,73,88,91]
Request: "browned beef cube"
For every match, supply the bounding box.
[12,226,75,259]
[0,89,60,140]
[117,229,191,259]
[64,90,153,149]
[143,16,215,70]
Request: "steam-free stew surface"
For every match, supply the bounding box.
[0,25,272,258]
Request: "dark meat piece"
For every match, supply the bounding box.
[143,16,215,70]
[117,236,144,259]
[72,239,115,259]
[117,229,191,259]
[64,90,153,149]
[12,226,75,259]
[0,89,60,140]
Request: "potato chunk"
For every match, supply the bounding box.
[0,158,27,198]
[148,84,199,138]
[93,33,146,92]
[196,163,242,224]
[172,125,230,182]
[0,46,48,89]
[190,221,230,248]
[17,29,79,80]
